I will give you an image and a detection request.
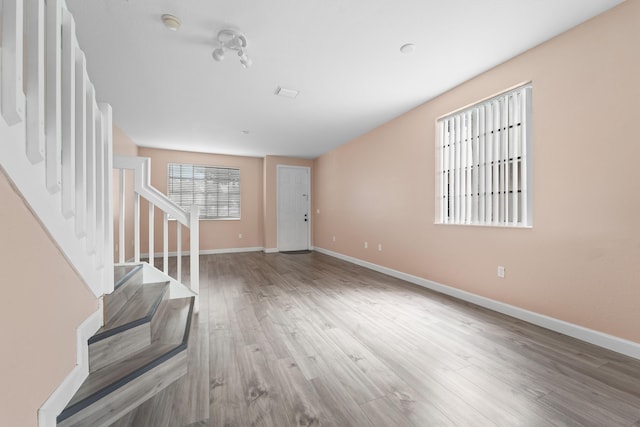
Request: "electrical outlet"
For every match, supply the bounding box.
[316,209,320,214]
[332,235,336,242]
[238,233,243,239]
[378,243,382,251]
[364,241,368,249]
[497,266,505,278]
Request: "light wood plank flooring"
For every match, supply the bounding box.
[112,252,640,426]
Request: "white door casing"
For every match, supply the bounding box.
[277,165,310,251]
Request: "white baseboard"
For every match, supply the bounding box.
[314,247,640,360]
[136,247,264,260]
[200,247,264,255]
[263,247,314,254]
[38,306,104,427]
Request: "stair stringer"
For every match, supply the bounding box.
[38,304,104,427]
[0,115,114,299]
[38,265,193,427]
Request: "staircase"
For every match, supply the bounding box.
[0,1,200,425]
[57,264,195,427]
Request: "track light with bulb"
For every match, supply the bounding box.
[211,29,252,68]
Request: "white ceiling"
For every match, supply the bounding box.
[66,0,624,159]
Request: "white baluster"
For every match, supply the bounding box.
[85,84,96,254]
[1,0,26,125]
[134,192,140,262]
[190,206,199,312]
[148,202,154,266]
[100,103,113,288]
[177,223,182,283]
[118,169,125,263]
[163,212,168,274]
[95,106,104,267]
[74,52,87,237]
[61,9,76,218]
[45,0,61,193]
[25,0,45,162]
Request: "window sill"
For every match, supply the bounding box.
[434,222,532,229]
[168,217,241,221]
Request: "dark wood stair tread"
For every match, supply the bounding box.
[58,297,194,424]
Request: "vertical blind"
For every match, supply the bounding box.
[168,163,241,219]
[437,84,532,227]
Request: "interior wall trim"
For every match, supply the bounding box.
[132,247,265,260]
[314,247,640,361]
[38,306,103,427]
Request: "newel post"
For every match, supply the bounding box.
[189,205,199,312]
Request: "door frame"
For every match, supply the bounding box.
[276,165,311,251]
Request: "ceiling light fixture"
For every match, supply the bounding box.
[161,14,181,31]
[211,29,252,68]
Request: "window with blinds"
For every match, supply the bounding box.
[168,163,240,220]
[437,84,532,227]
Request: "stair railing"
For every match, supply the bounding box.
[113,156,200,303]
[0,0,113,297]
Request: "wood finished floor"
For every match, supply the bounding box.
[111,252,640,426]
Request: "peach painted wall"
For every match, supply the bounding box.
[138,147,264,253]
[263,156,314,251]
[313,1,640,343]
[112,125,138,261]
[0,171,98,427]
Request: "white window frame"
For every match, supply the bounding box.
[436,83,532,227]
[167,163,241,220]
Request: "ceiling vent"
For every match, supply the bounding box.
[275,86,299,99]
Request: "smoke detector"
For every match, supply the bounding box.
[161,14,181,31]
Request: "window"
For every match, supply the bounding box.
[168,163,240,220]
[437,83,532,227]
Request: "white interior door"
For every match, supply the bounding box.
[277,166,310,251]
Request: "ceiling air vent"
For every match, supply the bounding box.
[275,86,299,99]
